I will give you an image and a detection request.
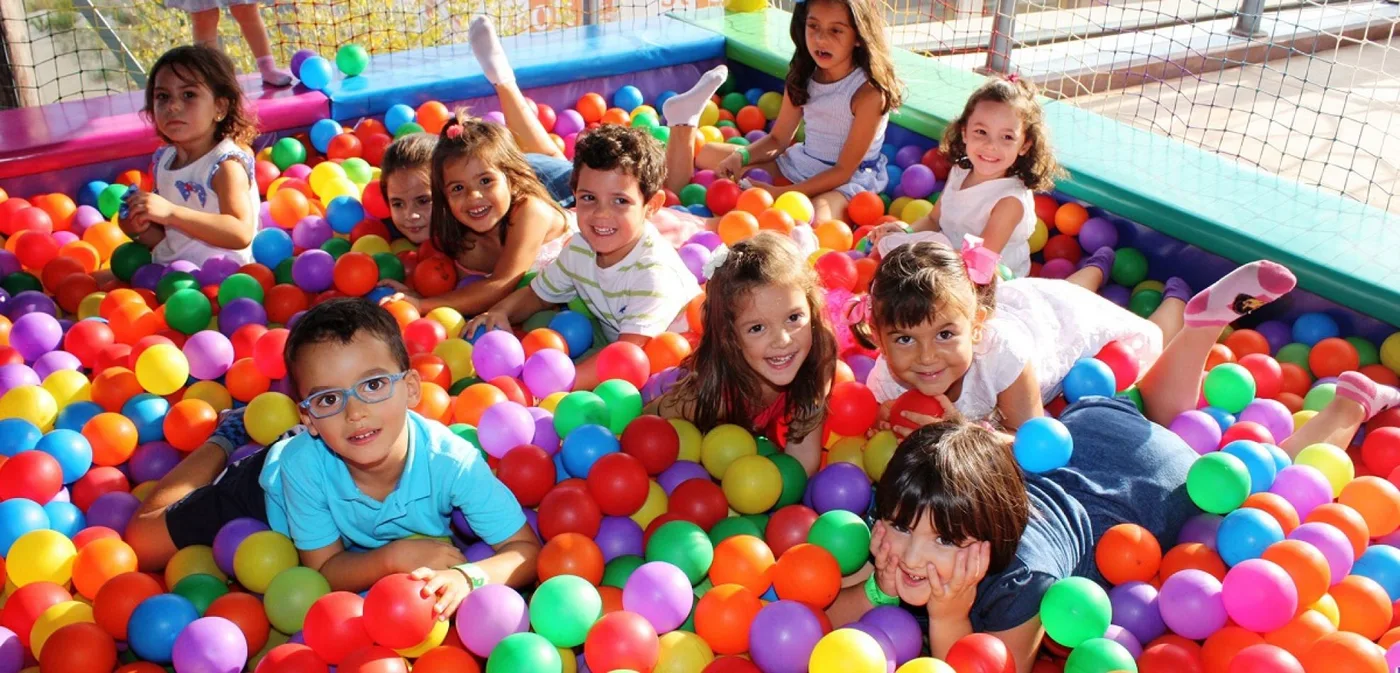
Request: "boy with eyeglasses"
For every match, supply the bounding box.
[127,298,538,620]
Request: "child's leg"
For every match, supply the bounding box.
[124,442,234,572]
[228,3,291,86]
[1148,277,1191,344]
[811,191,849,224]
[1280,371,1400,458]
[190,8,221,49]
[468,17,562,159]
[1067,247,1114,291]
[1136,261,1297,426]
[661,65,729,193]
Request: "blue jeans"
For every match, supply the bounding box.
[526,153,575,208]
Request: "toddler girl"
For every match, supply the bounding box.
[165,0,291,86]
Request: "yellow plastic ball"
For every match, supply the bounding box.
[826,436,865,467]
[433,338,475,382]
[1311,595,1340,627]
[1027,219,1049,254]
[671,418,703,463]
[41,369,91,408]
[389,238,416,254]
[78,292,106,320]
[656,630,715,673]
[351,234,391,256]
[245,392,300,446]
[6,529,77,588]
[630,105,658,120]
[427,307,466,338]
[234,531,299,594]
[864,431,898,482]
[1293,410,1317,429]
[631,480,668,529]
[134,343,189,395]
[538,391,567,414]
[807,248,834,267]
[773,192,815,225]
[29,600,93,659]
[308,161,348,196]
[257,147,274,163]
[698,101,720,128]
[701,424,758,479]
[560,647,579,673]
[185,380,234,412]
[319,178,361,204]
[699,126,724,144]
[900,199,934,225]
[266,177,288,199]
[810,628,887,673]
[132,480,158,501]
[1382,332,1400,375]
[370,167,383,182]
[395,618,448,657]
[888,197,913,223]
[721,455,782,514]
[724,0,768,12]
[0,385,58,430]
[1295,442,1353,497]
[166,544,226,587]
[896,659,956,673]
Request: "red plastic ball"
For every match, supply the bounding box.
[252,328,290,380]
[1220,420,1275,448]
[70,466,129,511]
[2,582,71,648]
[586,611,660,671]
[587,452,650,517]
[327,134,363,161]
[813,251,857,291]
[705,179,742,216]
[0,450,64,503]
[362,574,436,650]
[1364,428,1400,479]
[704,657,762,673]
[497,445,555,507]
[337,645,409,673]
[413,647,481,673]
[230,323,268,361]
[333,252,380,297]
[12,207,54,236]
[1095,341,1140,392]
[412,255,458,297]
[303,591,373,665]
[1238,354,1284,400]
[62,320,116,369]
[765,504,819,558]
[1228,644,1304,673]
[596,341,650,389]
[403,318,448,357]
[255,644,330,673]
[93,573,164,640]
[361,133,393,166]
[889,389,946,431]
[669,478,730,531]
[826,381,878,437]
[620,414,680,475]
[945,633,1015,673]
[536,103,558,132]
[921,148,952,180]
[361,181,390,219]
[537,485,603,540]
[39,622,117,673]
[1041,234,1083,265]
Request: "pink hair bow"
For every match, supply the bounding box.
[844,294,872,325]
[961,235,1000,286]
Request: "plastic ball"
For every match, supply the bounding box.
[128,594,199,663]
[1205,363,1258,414]
[233,530,298,594]
[336,43,369,76]
[1188,452,1252,514]
[809,629,886,673]
[530,574,602,648]
[363,573,436,649]
[1013,416,1073,473]
[1159,569,1227,640]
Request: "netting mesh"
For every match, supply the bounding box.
[2,0,1397,211]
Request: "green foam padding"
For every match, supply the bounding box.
[677,8,1400,328]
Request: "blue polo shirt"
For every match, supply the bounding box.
[261,411,526,551]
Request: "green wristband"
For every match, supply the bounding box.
[865,573,899,606]
[736,147,751,166]
[454,562,488,589]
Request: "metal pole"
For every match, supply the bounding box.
[983,0,1016,75]
[73,0,147,89]
[1229,0,1266,38]
[582,0,599,25]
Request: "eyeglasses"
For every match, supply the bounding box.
[298,372,409,419]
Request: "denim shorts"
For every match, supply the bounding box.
[526,153,575,208]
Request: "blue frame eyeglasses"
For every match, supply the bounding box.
[298,372,409,419]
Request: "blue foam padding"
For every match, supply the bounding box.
[325,15,725,120]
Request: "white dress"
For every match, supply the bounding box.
[150,138,258,266]
[866,278,1162,421]
[936,166,1035,278]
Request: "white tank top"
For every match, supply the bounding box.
[938,165,1035,278]
[798,69,888,166]
[151,137,258,266]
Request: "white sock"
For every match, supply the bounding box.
[469,16,514,85]
[663,65,728,127]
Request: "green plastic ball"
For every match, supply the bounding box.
[97,183,129,219]
[1276,343,1312,374]
[1187,452,1251,514]
[649,125,671,144]
[709,517,764,546]
[1203,362,1256,413]
[646,520,714,585]
[755,436,778,457]
[595,379,641,435]
[741,513,769,533]
[602,554,645,589]
[726,137,751,146]
[717,75,737,96]
[109,242,152,282]
[720,92,748,115]
[1348,336,1380,367]
[263,566,331,633]
[528,574,601,648]
[523,310,558,332]
[1128,289,1162,319]
[1064,637,1138,673]
[1303,383,1336,412]
[516,271,538,290]
[448,378,478,395]
[554,391,609,438]
[394,122,425,138]
[716,120,736,129]
[1117,386,1144,412]
[273,258,295,285]
[757,91,783,119]
[164,289,214,335]
[172,573,228,615]
[486,632,563,673]
[1110,247,1148,287]
[450,423,479,448]
[320,237,351,259]
[218,272,265,305]
[270,137,307,171]
[679,183,708,207]
[371,251,404,281]
[630,112,660,129]
[807,510,871,575]
[335,43,369,77]
[770,452,808,508]
[155,270,199,304]
[341,158,373,185]
[0,272,42,296]
[1038,576,1111,649]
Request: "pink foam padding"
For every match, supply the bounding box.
[0,75,328,180]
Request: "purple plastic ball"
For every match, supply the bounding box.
[1109,581,1165,644]
[1255,320,1293,353]
[171,616,248,673]
[483,110,507,126]
[523,348,576,401]
[184,330,235,380]
[87,491,140,534]
[846,623,897,672]
[196,256,243,286]
[1103,625,1143,659]
[456,583,530,657]
[678,243,711,282]
[217,298,268,336]
[658,460,710,495]
[9,312,62,361]
[748,600,827,673]
[168,260,199,276]
[746,168,772,184]
[291,216,332,249]
[131,263,168,291]
[1269,464,1333,519]
[213,517,270,576]
[622,561,693,633]
[0,289,9,316]
[810,462,871,514]
[745,130,766,143]
[0,252,16,278]
[7,291,57,320]
[554,109,586,137]
[859,605,922,665]
[688,230,723,251]
[844,354,876,386]
[70,205,105,235]
[1238,399,1294,445]
[291,249,335,292]
[1078,217,1119,251]
[259,202,277,230]
[528,406,560,454]
[596,516,644,562]
[0,364,40,397]
[1170,409,1222,455]
[129,441,183,484]
[1040,258,1076,280]
[466,540,494,562]
[33,350,80,380]
[1177,513,1224,550]
[893,145,924,169]
[291,49,318,78]
[478,401,535,459]
[474,330,526,380]
[1158,569,1227,640]
[1288,521,1355,582]
[1100,284,1132,307]
[0,626,22,673]
[899,164,936,199]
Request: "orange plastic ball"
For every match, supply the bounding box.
[1206,343,1236,370]
[1265,609,1335,659]
[537,532,605,584]
[237,263,276,291]
[414,381,451,423]
[1160,542,1227,582]
[813,220,854,252]
[326,134,363,161]
[600,108,631,126]
[413,647,482,673]
[710,535,775,595]
[735,188,774,216]
[206,592,271,655]
[1298,631,1387,673]
[577,93,608,123]
[756,208,795,234]
[1224,329,1271,359]
[771,543,841,610]
[735,106,766,134]
[1331,575,1392,641]
[1309,338,1361,380]
[685,294,705,336]
[1279,363,1313,398]
[522,328,569,358]
[454,382,507,426]
[1262,540,1332,610]
[694,584,763,655]
[1242,492,1301,534]
[383,300,421,330]
[269,188,311,228]
[1201,626,1263,673]
[1306,504,1370,560]
[70,537,138,600]
[225,357,271,402]
[1054,202,1089,235]
[846,191,885,228]
[109,304,161,345]
[1339,476,1400,538]
[164,399,219,451]
[100,288,148,319]
[411,353,453,389]
[82,222,128,261]
[644,332,692,375]
[90,367,144,412]
[333,252,380,297]
[417,101,452,135]
[412,255,458,298]
[83,413,139,467]
[59,240,102,273]
[1095,523,1162,586]
[718,211,760,246]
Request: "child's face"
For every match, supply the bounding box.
[804,0,859,72]
[875,304,981,398]
[734,283,814,390]
[574,166,663,267]
[293,332,422,473]
[442,156,513,235]
[152,67,227,146]
[963,101,1031,179]
[879,516,980,606]
[386,169,433,244]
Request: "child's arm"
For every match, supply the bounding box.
[717,93,804,179]
[995,362,1045,430]
[988,620,1046,673]
[129,159,256,250]
[784,429,821,476]
[300,537,468,592]
[461,285,556,336]
[758,86,885,197]
[408,523,540,620]
[979,196,1026,256]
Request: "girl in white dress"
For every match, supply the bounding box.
[853,239,1297,429]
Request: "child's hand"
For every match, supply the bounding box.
[891,394,954,439]
[868,222,906,244]
[462,311,510,338]
[126,191,176,227]
[925,541,990,623]
[869,521,902,599]
[410,566,472,621]
[387,538,466,573]
[742,180,785,197]
[717,152,746,180]
[876,400,894,432]
[379,279,416,296]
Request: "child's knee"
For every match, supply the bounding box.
[125,512,177,572]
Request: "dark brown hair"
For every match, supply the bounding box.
[671,232,837,441]
[379,132,438,201]
[852,241,996,349]
[284,298,410,399]
[429,109,563,258]
[875,419,1029,572]
[940,76,1065,192]
[785,0,903,112]
[144,45,257,147]
[570,125,667,199]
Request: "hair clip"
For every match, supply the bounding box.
[703,245,730,281]
[445,124,463,140]
[844,293,871,325]
[1006,73,1020,83]
[961,235,1000,286]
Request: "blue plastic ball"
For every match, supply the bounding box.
[687,204,713,218]
[1201,406,1237,431]
[366,286,396,305]
[128,594,201,664]
[881,143,898,160]
[78,181,108,209]
[561,423,620,479]
[299,56,334,92]
[325,195,366,234]
[655,90,677,113]
[384,104,417,135]
[309,118,344,154]
[1216,507,1283,566]
[554,451,572,480]
[0,418,41,457]
[1013,417,1073,473]
[252,228,295,268]
[1063,358,1117,404]
[1264,443,1291,474]
[1292,312,1341,346]
[1221,440,1278,493]
[43,500,85,538]
[744,87,764,104]
[122,393,171,445]
[35,429,93,484]
[884,165,904,194]
[0,498,49,556]
[548,311,595,357]
[1353,544,1400,601]
[54,401,103,433]
[613,85,645,112]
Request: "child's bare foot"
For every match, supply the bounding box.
[1183,261,1295,327]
